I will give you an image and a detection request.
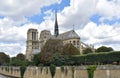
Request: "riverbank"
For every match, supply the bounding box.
[0,74,10,78]
[0,73,18,78]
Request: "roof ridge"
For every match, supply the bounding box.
[59,30,74,35]
[57,30,80,40]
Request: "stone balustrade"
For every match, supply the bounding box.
[0,65,120,78]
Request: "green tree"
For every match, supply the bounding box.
[62,43,80,56]
[49,64,56,78]
[0,52,10,65]
[50,53,70,66]
[20,65,26,78]
[40,39,63,63]
[10,58,27,66]
[16,53,25,61]
[10,53,28,66]
[96,46,113,52]
[87,65,96,78]
[32,53,40,66]
[83,48,93,54]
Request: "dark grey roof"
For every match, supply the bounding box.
[42,30,80,40]
[47,35,56,39]
[57,30,80,40]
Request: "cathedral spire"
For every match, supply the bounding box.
[54,11,59,37]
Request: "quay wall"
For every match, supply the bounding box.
[0,65,120,78]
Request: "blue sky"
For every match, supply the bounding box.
[90,14,120,25]
[0,0,120,57]
[28,0,70,24]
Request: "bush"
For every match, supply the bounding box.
[87,65,96,78]
[61,66,64,73]
[20,65,26,78]
[49,64,56,78]
[71,66,75,78]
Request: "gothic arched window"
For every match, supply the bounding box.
[73,41,76,45]
[77,40,79,45]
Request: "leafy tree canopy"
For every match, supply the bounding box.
[32,53,40,66]
[83,48,93,54]
[49,53,70,66]
[16,53,25,61]
[10,53,28,66]
[96,46,113,52]
[62,43,80,56]
[40,39,63,63]
[0,52,10,65]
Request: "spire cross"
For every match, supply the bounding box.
[73,24,75,30]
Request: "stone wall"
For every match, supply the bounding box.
[0,65,120,78]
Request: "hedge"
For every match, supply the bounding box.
[70,51,120,65]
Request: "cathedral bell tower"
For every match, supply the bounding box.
[54,13,59,37]
[26,29,39,61]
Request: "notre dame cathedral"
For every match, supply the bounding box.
[26,14,94,61]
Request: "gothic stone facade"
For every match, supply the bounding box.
[26,29,84,61]
[26,14,94,61]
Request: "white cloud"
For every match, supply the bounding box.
[0,18,47,57]
[0,16,57,57]
[96,0,120,21]
[0,0,120,57]
[0,0,61,21]
[43,0,99,32]
[0,43,23,57]
[97,0,120,17]
[77,21,120,50]
[0,0,62,56]
[56,0,120,29]
[58,0,98,29]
